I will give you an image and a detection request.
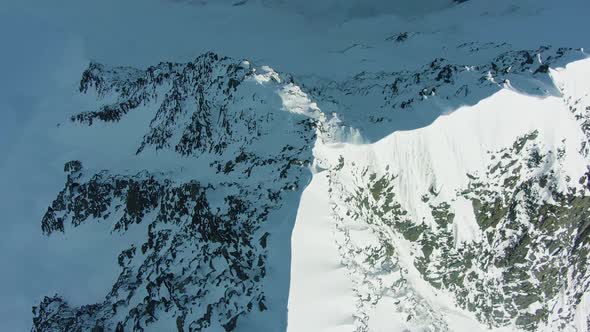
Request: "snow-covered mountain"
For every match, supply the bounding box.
[31,53,321,331]
[2,0,590,331]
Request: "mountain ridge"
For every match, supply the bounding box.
[30,46,590,331]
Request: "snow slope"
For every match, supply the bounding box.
[289,58,590,330]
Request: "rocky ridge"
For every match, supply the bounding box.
[32,45,590,331]
[33,53,318,332]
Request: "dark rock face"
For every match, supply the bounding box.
[37,169,273,332]
[73,52,300,158]
[328,131,590,331]
[33,53,317,331]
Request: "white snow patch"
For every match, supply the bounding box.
[287,173,356,332]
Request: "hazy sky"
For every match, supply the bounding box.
[0,7,85,330]
[0,12,65,157]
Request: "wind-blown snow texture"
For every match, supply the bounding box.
[2,0,590,331]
